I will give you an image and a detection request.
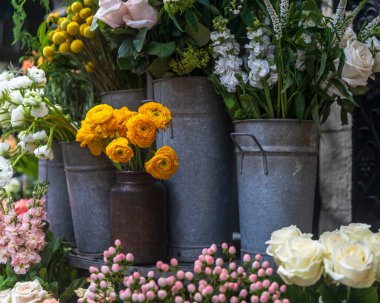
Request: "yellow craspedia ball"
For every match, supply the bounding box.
[71,13,83,23]
[79,8,92,19]
[48,31,54,41]
[67,22,80,35]
[85,61,95,73]
[70,39,84,53]
[79,23,87,36]
[71,2,83,13]
[86,16,94,26]
[52,32,65,44]
[59,42,70,52]
[66,6,72,15]
[84,0,93,6]
[83,26,95,38]
[60,18,70,30]
[43,46,55,57]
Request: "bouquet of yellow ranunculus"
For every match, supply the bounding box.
[76,102,178,180]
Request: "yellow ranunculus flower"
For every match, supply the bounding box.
[85,104,113,125]
[138,102,171,129]
[117,110,138,137]
[76,120,97,147]
[126,114,157,148]
[106,137,134,163]
[70,39,84,53]
[88,142,102,156]
[67,22,80,35]
[145,146,178,179]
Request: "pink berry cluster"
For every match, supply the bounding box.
[0,185,48,275]
[79,241,290,303]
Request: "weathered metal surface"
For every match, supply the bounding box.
[233,120,318,257]
[153,77,233,262]
[110,172,167,264]
[61,142,115,254]
[38,141,75,246]
[100,89,146,110]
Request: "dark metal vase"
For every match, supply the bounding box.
[38,141,75,246]
[61,142,116,255]
[153,77,233,262]
[232,120,318,258]
[110,172,167,264]
[100,89,146,110]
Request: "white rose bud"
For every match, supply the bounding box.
[31,102,49,118]
[340,223,372,241]
[324,241,376,288]
[10,105,26,127]
[0,156,13,188]
[335,39,374,88]
[34,145,54,160]
[276,237,324,286]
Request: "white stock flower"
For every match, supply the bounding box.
[319,230,349,257]
[0,142,10,156]
[27,67,46,85]
[276,237,324,286]
[11,280,48,303]
[301,33,312,44]
[366,36,380,73]
[296,50,306,71]
[340,27,357,49]
[31,102,49,118]
[324,241,377,288]
[10,105,26,127]
[32,130,48,143]
[0,156,13,188]
[8,76,33,90]
[4,177,21,194]
[34,145,54,160]
[0,71,14,81]
[340,223,372,241]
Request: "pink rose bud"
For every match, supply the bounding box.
[114,239,121,246]
[249,274,258,283]
[221,243,228,250]
[260,292,269,303]
[108,247,116,255]
[263,279,270,289]
[177,270,185,280]
[280,285,287,293]
[170,258,179,267]
[89,266,98,273]
[103,251,110,258]
[126,253,134,262]
[205,267,212,275]
[283,300,290,303]
[132,294,138,302]
[147,270,155,278]
[258,268,266,277]
[187,284,196,293]
[86,292,96,300]
[212,295,219,303]
[230,296,238,303]
[268,285,277,294]
[266,268,273,276]
[262,261,270,269]
[101,265,110,274]
[218,294,226,302]
[210,244,217,253]
[228,246,237,255]
[161,264,169,272]
[175,296,183,303]
[243,254,251,263]
[156,261,163,269]
[274,300,282,303]
[90,274,98,281]
[198,255,206,262]
[205,255,214,265]
[133,272,140,279]
[216,258,224,267]
[229,262,237,270]
[111,264,121,272]
[194,265,202,274]
[137,293,145,302]
[239,289,248,298]
[194,293,202,302]
[255,254,262,261]
[88,283,97,292]
[146,291,155,300]
[231,272,237,279]
[185,271,194,281]
[251,296,259,303]
[219,272,228,281]
[202,248,208,255]
[157,290,167,300]
[100,280,107,289]
[255,282,262,290]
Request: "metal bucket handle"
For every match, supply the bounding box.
[230,133,269,175]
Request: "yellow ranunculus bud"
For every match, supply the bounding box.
[86,16,94,26]
[79,8,92,19]
[79,23,87,36]
[126,114,157,148]
[52,32,65,44]
[43,46,55,57]
[60,18,70,30]
[83,26,95,38]
[138,102,172,130]
[71,2,83,13]
[84,0,93,6]
[106,138,134,163]
[59,42,70,53]
[85,61,95,73]
[71,13,83,23]
[70,39,84,53]
[67,22,80,35]
[145,146,179,179]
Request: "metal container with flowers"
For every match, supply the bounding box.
[75,102,178,263]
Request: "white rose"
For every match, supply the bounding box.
[0,71,14,81]
[9,90,24,105]
[266,225,305,257]
[364,232,380,281]
[319,230,349,257]
[11,280,48,303]
[324,241,376,288]
[276,237,324,286]
[9,76,33,90]
[0,289,11,303]
[33,130,48,143]
[340,223,372,241]
[31,102,49,118]
[4,177,21,194]
[340,27,357,49]
[34,145,54,160]
[336,39,374,87]
[10,105,26,127]
[0,142,10,156]
[0,156,13,188]
[366,37,380,73]
[27,67,46,85]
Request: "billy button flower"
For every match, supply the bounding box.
[70,39,84,53]
[126,114,157,148]
[71,1,83,13]
[145,146,178,179]
[52,31,66,44]
[42,45,55,57]
[85,61,95,72]
[86,16,94,26]
[59,42,71,53]
[59,18,70,30]
[106,137,134,163]
[67,22,80,35]
[79,8,92,19]
[83,26,95,38]
[138,102,171,130]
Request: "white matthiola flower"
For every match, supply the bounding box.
[0,71,14,81]
[8,76,33,90]
[32,130,48,143]
[31,102,49,118]
[4,177,21,194]
[0,142,10,156]
[10,105,26,127]
[27,67,46,85]
[9,90,24,105]
[0,156,13,188]
[34,145,54,160]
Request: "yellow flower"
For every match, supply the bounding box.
[84,0,93,6]
[138,102,171,129]
[70,39,84,53]
[86,16,94,25]
[106,137,134,163]
[43,46,55,57]
[85,104,114,125]
[71,2,83,13]
[72,13,83,23]
[85,61,95,72]
[67,22,80,35]
[145,146,179,179]
[83,26,95,38]
[79,8,92,19]
[59,42,70,52]
[79,23,87,36]
[126,114,157,148]
[88,142,102,156]
[59,18,70,30]
[117,110,138,137]
[52,32,65,44]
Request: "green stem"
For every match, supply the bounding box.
[12,150,28,168]
[346,287,351,303]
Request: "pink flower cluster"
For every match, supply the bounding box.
[79,241,290,303]
[0,197,47,274]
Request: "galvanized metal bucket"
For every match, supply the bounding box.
[153,77,233,262]
[232,119,318,258]
[61,142,116,254]
[100,89,146,110]
[38,141,75,246]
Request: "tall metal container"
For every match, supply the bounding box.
[153,77,233,262]
[232,120,318,257]
[61,142,116,254]
[38,141,75,246]
[100,89,146,110]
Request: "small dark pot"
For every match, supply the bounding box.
[110,172,168,264]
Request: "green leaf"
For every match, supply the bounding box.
[39,268,48,280]
[295,94,305,121]
[147,41,176,59]
[317,51,328,82]
[197,0,210,6]
[330,79,356,104]
[185,23,210,47]
[239,94,259,118]
[185,8,199,31]
[118,38,135,58]
[240,9,254,27]
[148,58,171,78]
[351,287,379,303]
[317,283,340,303]
[167,9,184,32]
[133,28,147,52]
[59,278,87,303]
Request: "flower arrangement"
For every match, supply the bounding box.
[76,102,178,179]
[267,224,380,302]
[208,0,380,127]
[77,240,291,303]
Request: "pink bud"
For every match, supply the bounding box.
[161,264,169,272]
[170,258,179,267]
[228,246,236,255]
[283,300,290,303]
[255,254,262,261]
[230,296,238,303]
[103,251,110,258]
[111,264,120,272]
[108,247,116,255]
[243,254,251,263]
[194,293,202,302]
[137,293,145,302]
[280,285,287,293]
[187,284,196,293]
[205,255,214,265]
[158,278,166,287]
[185,271,194,281]
[133,271,140,279]
[86,292,95,300]
[263,279,270,289]
[216,258,224,267]
[221,243,228,250]
[90,274,98,281]
[249,274,258,283]
[218,294,226,303]
[114,239,121,246]
[89,266,98,273]
[88,283,97,292]
[205,267,212,275]
[239,289,248,298]
[202,248,208,255]
[229,262,237,270]
[252,261,260,269]
[126,253,134,262]
[262,261,270,269]
[219,272,228,281]
[237,266,245,275]
[198,255,206,262]
[210,244,217,253]
[146,291,155,300]
[211,295,219,303]
[101,265,110,274]
[260,291,269,303]
[231,272,237,279]
[194,265,202,274]
[157,290,167,300]
[255,282,262,290]
[258,268,266,277]
[100,280,107,289]
[251,296,259,303]
[175,296,183,303]
[156,261,163,269]
[266,268,273,276]
[148,270,155,278]
[177,270,185,280]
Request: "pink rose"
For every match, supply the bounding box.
[14,199,28,215]
[95,0,130,28]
